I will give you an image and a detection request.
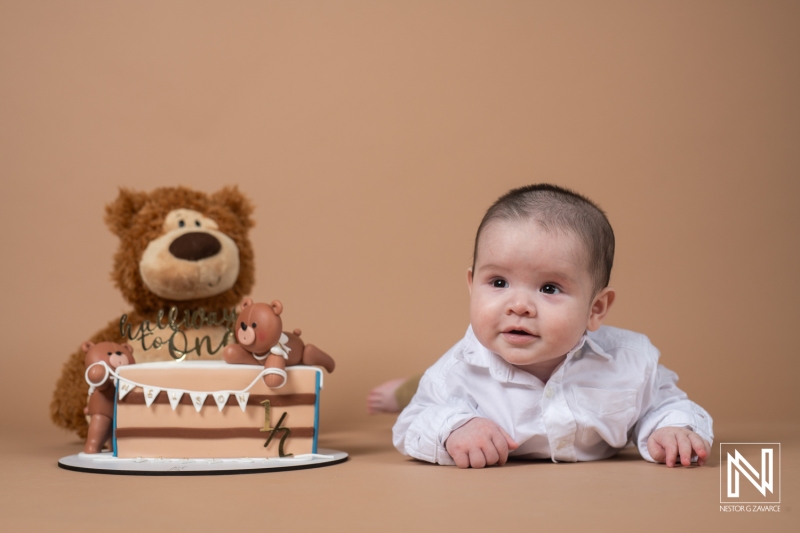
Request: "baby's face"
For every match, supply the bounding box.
[468,219,601,370]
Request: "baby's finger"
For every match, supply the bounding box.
[491,432,510,465]
[481,442,500,466]
[677,433,693,467]
[497,425,519,451]
[452,451,470,469]
[688,433,709,466]
[469,448,487,469]
[663,433,678,467]
[647,437,666,463]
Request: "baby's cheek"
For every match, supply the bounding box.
[549,314,586,347]
[469,297,498,330]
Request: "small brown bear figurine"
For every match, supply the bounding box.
[82,341,135,454]
[223,298,335,388]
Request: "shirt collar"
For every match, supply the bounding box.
[583,333,612,360]
[456,326,510,381]
[456,326,612,384]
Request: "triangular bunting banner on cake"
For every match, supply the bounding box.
[143,386,161,407]
[235,392,249,412]
[167,389,183,411]
[118,381,133,400]
[191,392,208,413]
[214,392,230,411]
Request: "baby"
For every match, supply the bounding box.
[390,184,713,468]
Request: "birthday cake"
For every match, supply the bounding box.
[113,362,321,459]
[77,296,334,461]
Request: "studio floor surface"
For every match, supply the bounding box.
[1,418,796,532]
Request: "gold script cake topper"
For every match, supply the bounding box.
[119,307,236,361]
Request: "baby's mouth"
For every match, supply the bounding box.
[504,326,535,335]
[502,328,538,343]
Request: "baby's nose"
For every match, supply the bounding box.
[507,296,536,316]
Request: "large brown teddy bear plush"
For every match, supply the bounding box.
[51,186,255,438]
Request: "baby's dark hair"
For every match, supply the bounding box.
[473,184,615,294]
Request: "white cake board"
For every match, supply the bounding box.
[58,448,348,476]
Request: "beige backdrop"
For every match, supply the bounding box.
[1,1,798,438]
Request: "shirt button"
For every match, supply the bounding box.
[545,386,554,399]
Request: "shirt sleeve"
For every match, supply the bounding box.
[633,363,714,462]
[392,356,478,465]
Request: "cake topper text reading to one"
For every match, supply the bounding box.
[119,307,236,361]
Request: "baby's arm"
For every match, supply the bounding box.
[634,364,713,466]
[392,342,521,467]
[445,418,519,469]
[392,369,477,465]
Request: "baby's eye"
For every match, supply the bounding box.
[178,220,185,228]
[491,279,509,288]
[541,284,560,294]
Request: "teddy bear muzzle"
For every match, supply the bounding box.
[236,322,256,345]
[108,353,130,368]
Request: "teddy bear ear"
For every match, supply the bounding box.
[271,300,283,316]
[104,188,149,237]
[211,186,254,229]
[81,341,94,354]
[240,297,253,309]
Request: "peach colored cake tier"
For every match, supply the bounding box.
[114,362,322,459]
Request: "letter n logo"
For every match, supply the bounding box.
[720,443,780,504]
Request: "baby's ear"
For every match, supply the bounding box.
[587,287,616,331]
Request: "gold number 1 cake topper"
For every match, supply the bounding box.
[260,399,273,432]
[260,399,293,457]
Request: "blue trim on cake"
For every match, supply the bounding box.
[113,391,118,456]
[313,370,320,454]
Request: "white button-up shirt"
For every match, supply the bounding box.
[393,325,713,465]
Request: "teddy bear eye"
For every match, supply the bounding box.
[115,351,122,355]
[195,220,201,227]
[179,220,185,228]
[107,352,112,356]
[251,323,257,329]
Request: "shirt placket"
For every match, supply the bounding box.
[541,364,577,462]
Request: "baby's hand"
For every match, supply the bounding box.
[647,427,710,467]
[445,418,519,469]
